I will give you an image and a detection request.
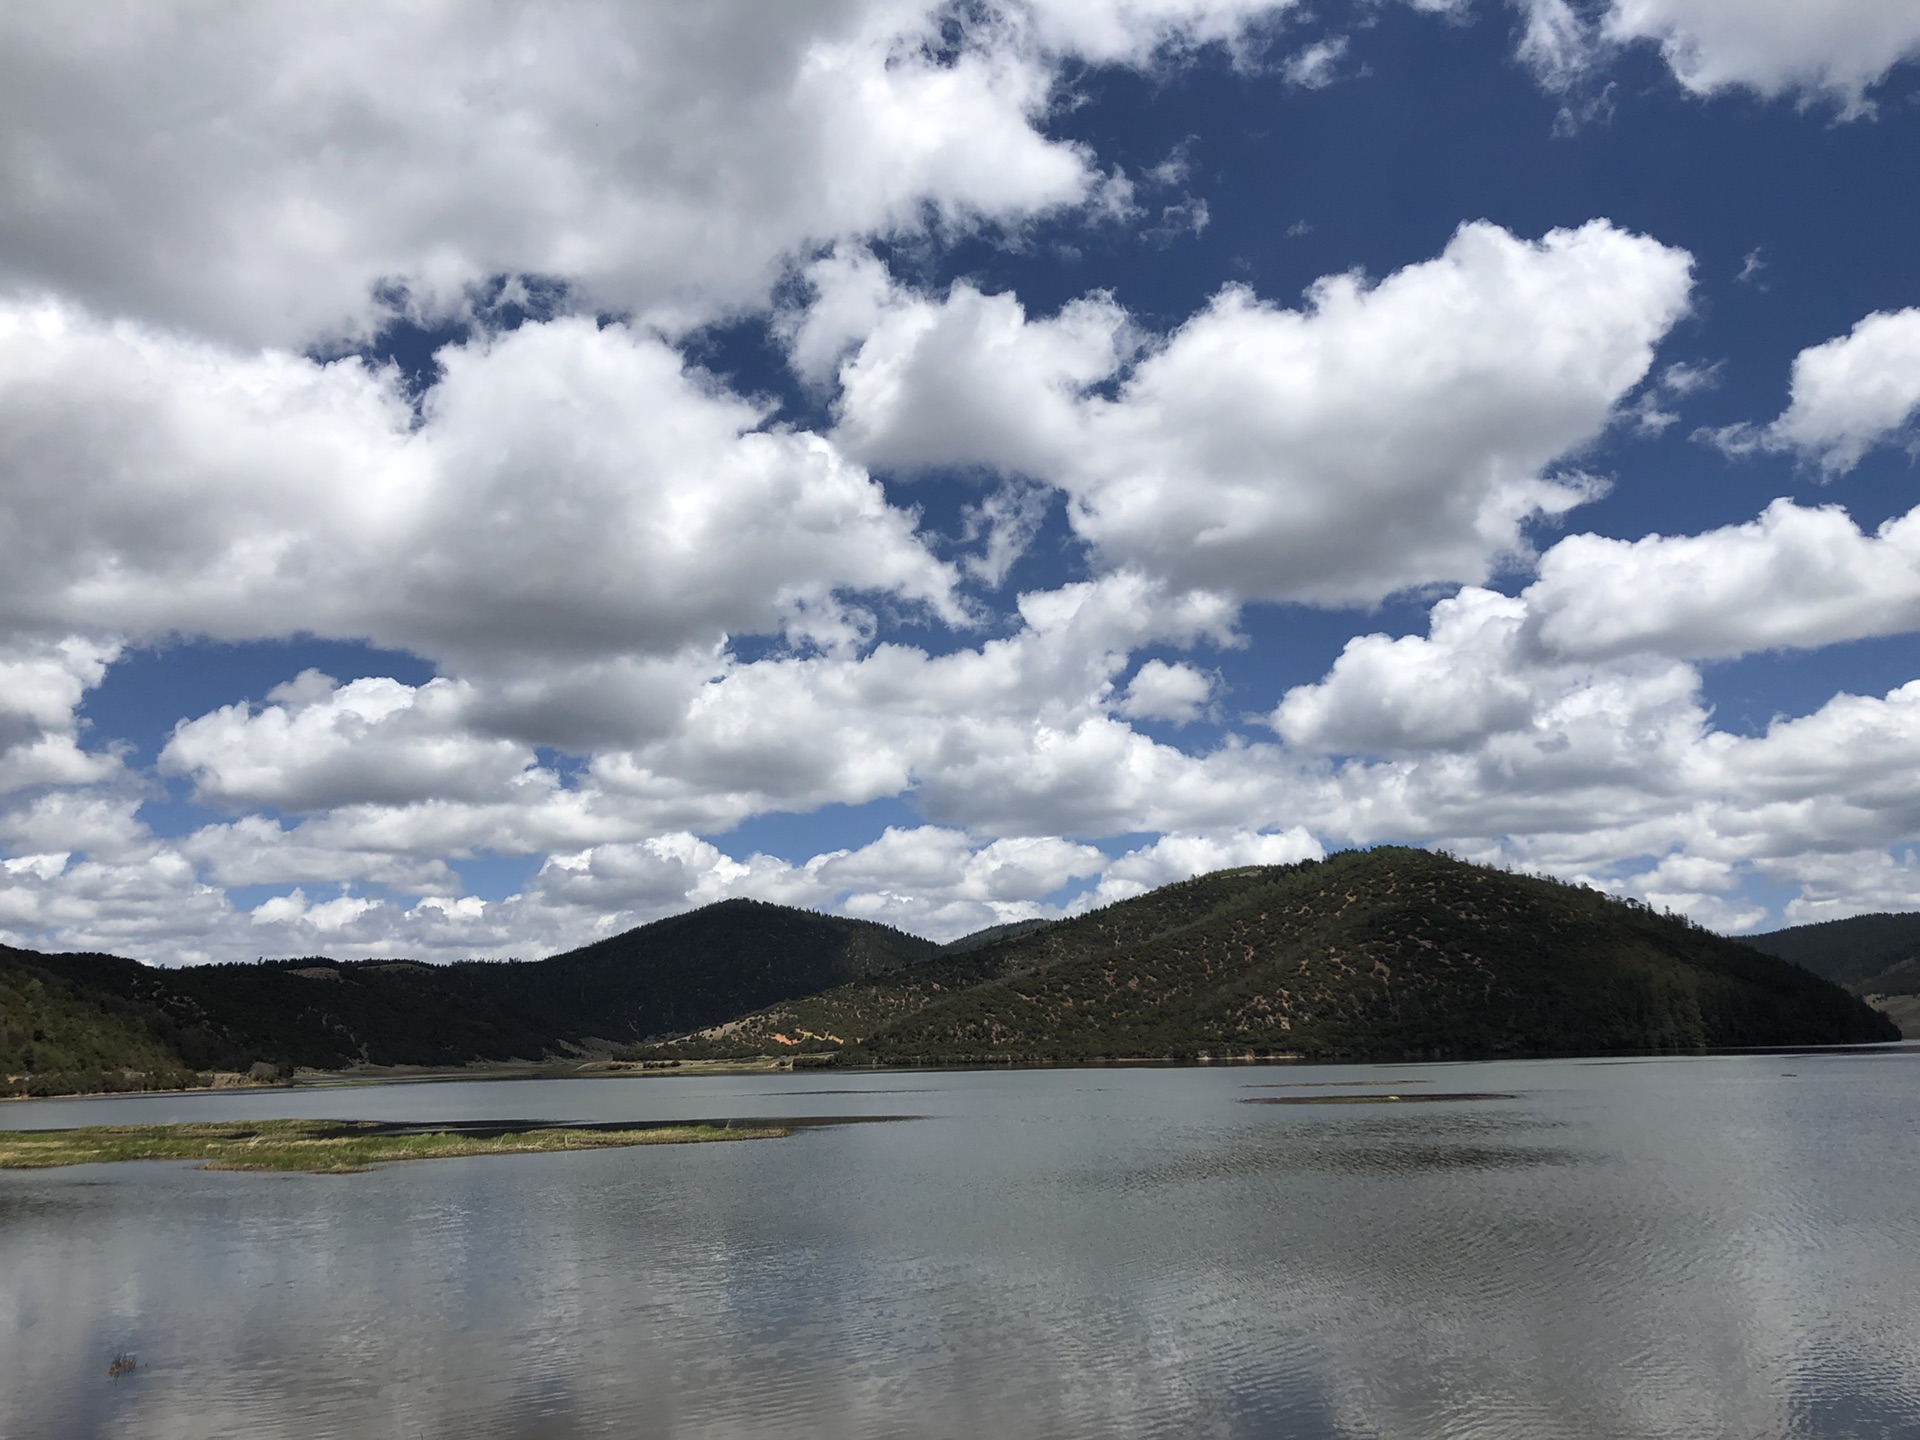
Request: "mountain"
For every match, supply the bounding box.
[3,900,935,1094]
[5,853,1897,1097]
[1745,912,1920,1036]
[646,849,1899,1063]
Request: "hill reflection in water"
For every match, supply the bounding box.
[3,1052,1918,1438]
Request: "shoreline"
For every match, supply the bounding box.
[0,1117,790,1173]
[7,1038,1914,1105]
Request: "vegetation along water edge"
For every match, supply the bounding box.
[0,1118,791,1173]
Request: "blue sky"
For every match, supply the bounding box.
[3,0,1920,962]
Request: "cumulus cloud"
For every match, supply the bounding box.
[1248,492,1920,927]
[1077,827,1323,906]
[0,819,1305,959]
[140,572,1254,887]
[7,0,1920,960]
[1601,0,1920,111]
[1117,659,1215,724]
[1767,849,1920,927]
[0,301,958,739]
[0,2,1302,347]
[821,221,1693,606]
[1712,307,1920,476]
[527,823,1318,944]
[1273,589,1541,753]
[1526,499,1920,661]
[0,637,123,796]
[159,674,540,812]
[1513,0,1920,112]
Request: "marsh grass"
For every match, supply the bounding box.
[0,1118,788,1173]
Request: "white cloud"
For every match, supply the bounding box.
[180,815,461,894]
[1022,0,1298,63]
[0,301,957,736]
[1282,35,1350,89]
[1515,0,1598,91]
[1078,827,1323,905]
[1767,849,1920,927]
[1274,588,1542,752]
[1526,499,1920,662]
[823,221,1693,606]
[1715,307,1920,476]
[814,251,1136,473]
[1601,0,1920,111]
[526,822,1314,946]
[160,674,541,812]
[139,572,1252,888]
[0,2,1301,348]
[1117,659,1215,724]
[1512,0,1920,112]
[250,888,376,934]
[0,637,123,796]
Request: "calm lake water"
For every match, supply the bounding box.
[4,1050,1918,1439]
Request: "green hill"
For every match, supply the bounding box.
[647,849,1898,1063]
[4,853,1896,1096]
[1745,912,1920,994]
[3,900,936,1093]
[0,948,206,1096]
[1745,912,1920,1037]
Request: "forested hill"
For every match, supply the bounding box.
[1746,912,1920,995]
[2,900,935,1094]
[656,849,1899,1064]
[1745,912,1920,1037]
[3,853,1898,1097]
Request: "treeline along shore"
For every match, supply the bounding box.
[2,848,1903,1098]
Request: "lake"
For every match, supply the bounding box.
[4,1049,1918,1439]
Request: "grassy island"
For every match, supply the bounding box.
[0,1118,788,1173]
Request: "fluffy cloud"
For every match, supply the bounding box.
[1273,589,1541,753]
[0,2,1302,347]
[0,301,957,739]
[515,823,1322,943]
[1271,597,1711,852]
[160,674,539,812]
[1256,510,1920,924]
[1765,849,1920,927]
[1516,0,1920,111]
[1715,307,1920,475]
[0,637,122,796]
[1526,499,1920,661]
[1117,660,1215,724]
[0,818,1306,959]
[820,221,1693,606]
[1602,0,1920,109]
[1077,827,1323,905]
[143,572,1252,867]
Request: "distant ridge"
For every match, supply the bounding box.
[1746,912,1920,1036]
[648,849,1898,1064]
[2,900,935,1095]
[940,918,1053,954]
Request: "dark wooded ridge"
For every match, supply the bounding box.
[2,849,1897,1096]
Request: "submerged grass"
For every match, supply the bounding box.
[0,1118,788,1173]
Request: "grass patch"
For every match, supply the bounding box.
[0,1118,789,1173]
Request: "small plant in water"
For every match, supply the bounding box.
[107,1353,137,1379]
